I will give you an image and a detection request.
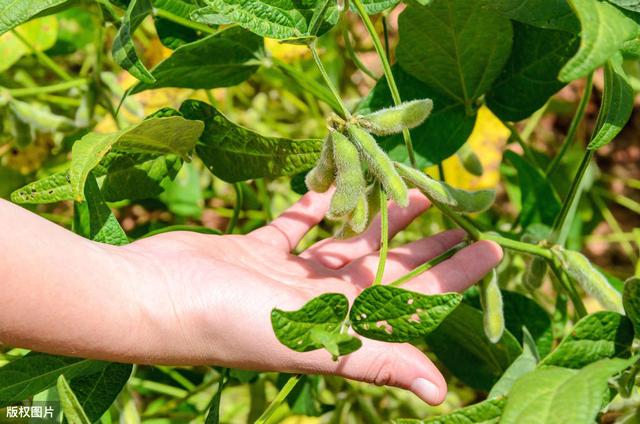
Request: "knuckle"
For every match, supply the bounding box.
[366,354,398,387]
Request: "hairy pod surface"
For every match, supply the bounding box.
[395,162,495,213]
[328,131,366,218]
[349,191,369,233]
[456,143,484,176]
[552,247,624,313]
[347,125,409,207]
[357,99,433,136]
[479,269,504,344]
[305,134,336,193]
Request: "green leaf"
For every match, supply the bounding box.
[159,161,203,218]
[70,116,203,200]
[0,16,59,72]
[501,291,553,358]
[426,303,523,392]
[48,7,96,55]
[488,328,539,399]
[112,0,156,83]
[0,353,107,408]
[503,151,561,228]
[69,363,133,423]
[500,357,636,424]
[484,0,579,33]
[73,174,129,245]
[130,26,262,94]
[397,0,513,112]
[271,293,357,354]
[541,311,634,368]
[308,328,362,359]
[57,375,91,424]
[623,277,640,336]
[154,0,201,49]
[98,153,183,202]
[350,286,462,343]
[357,64,476,167]
[587,55,634,150]
[608,0,640,12]
[559,0,639,82]
[486,23,579,122]
[180,100,322,182]
[357,0,399,14]
[396,397,506,424]
[395,162,496,213]
[9,99,75,132]
[11,171,73,204]
[0,0,70,35]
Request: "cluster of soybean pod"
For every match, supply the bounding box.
[304,98,507,343]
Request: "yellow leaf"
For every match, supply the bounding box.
[0,17,58,72]
[265,39,309,62]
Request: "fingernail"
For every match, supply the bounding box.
[410,378,441,405]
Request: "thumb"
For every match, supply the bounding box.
[315,339,447,405]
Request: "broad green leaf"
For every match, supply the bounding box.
[358,0,399,14]
[154,0,201,49]
[396,397,506,424]
[357,64,476,167]
[503,151,561,228]
[501,357,636,424]
[98,152,183,202]
[180,100,322,182]
[271,293,358,355]
[0,353,107,408]
[57,375,91,424]
[587,55,634,150]
[486,23,579,122]
[69,363,133,423]
[11,172,72,204]
[308,329,362,359]
[73,174,129,245]
[130,27,262,94]
[559,0,639,82]
[488,328,539,399]
[397,0,513,112]
[484,0,579,33]
[623,277,640,336]
[0,0,69,35]
[70,116,203,200]
[426,303,522,392]
[159,161,203,218]
[608,0,640,12]
[541,311,634,368]
[9,99,75,132]
[0,16,59,72]
[112,0,155,83]
[552,247,624,313]
[395,163,496,213]
[350,286,462,343]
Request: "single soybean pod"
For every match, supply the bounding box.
[552,246,624,313]
[328,131,366,218]
[348,191,369,233]
[357,99,433,136]
[305,134,336,193]
[347,125,409,208]
[479,269,504,343]
[456,143,483,177]
[524,257,548,290]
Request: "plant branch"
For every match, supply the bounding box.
[374,188,389,285]
[389,242,468,287]
[481,233,553,259]
[226,183,244,234]
[12,30,73,81]
[6,79,88,97]
[309,42,351,119]
[549,260,587,319]
[255,375,302,424]
[342,25,377,79]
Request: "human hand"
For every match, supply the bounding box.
[120,189,503,405]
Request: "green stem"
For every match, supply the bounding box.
[255,375,302,424]
[521,100,549,141]
[436,201,481,240]
[590,192,638,263]
[153,7,217,34]
[7,79,88,97]
[226,183,244,234]
[551,149,594,245]
[256,179,273,222]
[342,25,377,79]
[505,121,541,169]
[309,43,351,119]
[374,188,389,285]
[546,73,593,177]
[12,30,72,81]
[549,260,587,319]
[382,14,391,61]
[351,0,417,168]
[595,186,640,215]
[481,233,553,259]
[389,242,467,287]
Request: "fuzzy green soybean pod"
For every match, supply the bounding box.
[347,125,409,207]
[552,246,624,313]
[479,269,504,343]
[348,191,369,233]
[328,131,366,218]
[456,143,483,177]
[356,99,433,136]
[305,134,336,193]
[524,257,548,290]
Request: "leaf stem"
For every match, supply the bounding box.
[309,42,351,119]
[351,0,417,168]
[342,25,377,79]
[11,30,73,81]
[389,242,468,287]
[549,260,587,319]
[153,7,217,34]
[255,375,302,424]
[374,188,389,285]
[226,183,244,234]
[480,233,553,259]
[546,73,593,177]
[6,79,88,97]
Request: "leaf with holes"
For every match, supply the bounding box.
[11,171,72,204]
[350,286,462,343]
